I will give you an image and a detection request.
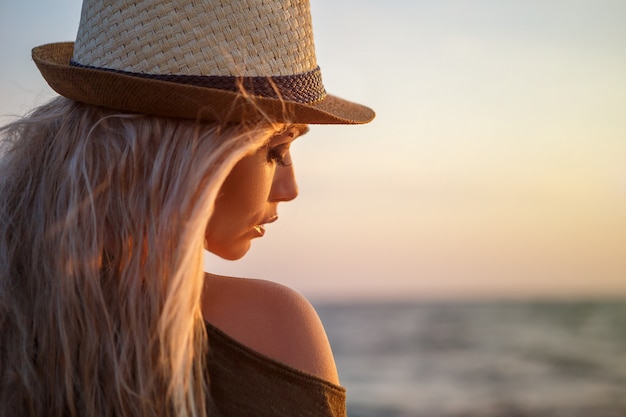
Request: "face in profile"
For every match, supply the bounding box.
[205,124,309,260]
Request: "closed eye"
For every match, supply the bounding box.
[267,144,292,167]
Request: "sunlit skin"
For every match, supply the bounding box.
[201,124,340,384]
[205,124,309,260]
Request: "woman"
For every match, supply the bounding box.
[0,1,374,416]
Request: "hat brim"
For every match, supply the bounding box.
[32,43,375,125]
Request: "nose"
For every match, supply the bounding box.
[269,164,299,202]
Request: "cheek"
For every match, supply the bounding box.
[204,152,274,247]
[220,154,273,216]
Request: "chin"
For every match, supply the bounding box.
[207,242,251,261]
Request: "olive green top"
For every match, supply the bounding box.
[205,321,347,417]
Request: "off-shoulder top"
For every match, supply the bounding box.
[204,321,347,417]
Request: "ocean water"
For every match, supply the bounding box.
[316,300,626,417]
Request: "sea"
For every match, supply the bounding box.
[315,300,626,417]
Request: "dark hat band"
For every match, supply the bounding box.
[70,61,327,104]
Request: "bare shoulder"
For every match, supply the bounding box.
[202,273,340,384]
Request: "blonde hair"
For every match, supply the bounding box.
[0,97,278,416]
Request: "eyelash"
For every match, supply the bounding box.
[265,125,301,167]
[267,146,292,167]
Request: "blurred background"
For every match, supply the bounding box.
[2,0,625,415]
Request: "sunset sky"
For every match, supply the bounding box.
[2,0,625,301]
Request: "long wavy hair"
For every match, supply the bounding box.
[0,97,277,417]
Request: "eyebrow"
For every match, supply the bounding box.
[264,124,309,148]
[293,124,310,137]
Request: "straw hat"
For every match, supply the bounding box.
[32,0,374,124]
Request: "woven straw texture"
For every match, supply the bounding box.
[73,0,318,77]
[34,41,375,123]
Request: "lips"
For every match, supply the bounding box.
[264,215,279,225]
[252,215,278,237]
